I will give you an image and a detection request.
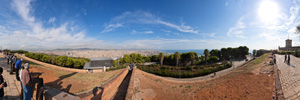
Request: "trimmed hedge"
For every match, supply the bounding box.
[25,52,90,69]
[295,50,300,57]
[137,62,232,78]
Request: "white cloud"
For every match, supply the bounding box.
[227,17,246,38]
[225,1,228,6]
[48,17,56,23]
[161,29,171,33]
[0,0,98,50]
[201,33,216,37]
[101,10,198,34]
[174,33,180,35]
[259,32,282,40]
[81,8,87,16]
[156,20,198,34]
[101,23,123,33]
[131,30,153,34]
[258,0,300,43]
[11,0,34,23]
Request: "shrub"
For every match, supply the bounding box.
[295,50,300,57]
[138,62,231,78]
[65,57,74,67]
[25,52,90,69]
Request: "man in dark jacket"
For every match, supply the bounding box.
[15,59,23,81]
[0,67,7,100]
[284,54,287,63]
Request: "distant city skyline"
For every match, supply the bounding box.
[0,0,300,50]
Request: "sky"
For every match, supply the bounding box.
[0,0,300,50]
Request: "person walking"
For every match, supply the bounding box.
[21,63,32,100]
[15,59,23,81]
[284,54,287,63]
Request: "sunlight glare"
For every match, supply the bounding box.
[258,1,279,23]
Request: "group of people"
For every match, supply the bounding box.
[3,52,33,100]
[284,54,291,65]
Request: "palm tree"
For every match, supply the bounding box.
[174,52,180,67]
[159,52,164,66]
[204,49,209,65]
[189,52,195,65]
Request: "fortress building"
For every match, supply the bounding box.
[278,39,300,51]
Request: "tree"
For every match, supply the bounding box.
[296,24,300,34]
[65,57,74,67]
[221,48,229,60]
[204,49,209,65]
[136,54,145,63]
[129,53,137,63]
[253,49,256,57]
[210,49,221,59]
[174,52,180,67]
[122,55,132,63]
[159,52,164,66]
[188,52,197,66]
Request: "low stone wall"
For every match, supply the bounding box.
[15,54,103,73]
[125,68,136,100]
[78,68,129,100]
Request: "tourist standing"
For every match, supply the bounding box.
[274,55,276,64]
[284,54,287,63]
[21,63,32,100]
[0,67,7,100]
[10,56,16,74]
[15,59,23,81]
[288,54,291,65]
[6,54,10,65]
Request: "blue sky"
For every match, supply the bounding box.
[0,0,300,50]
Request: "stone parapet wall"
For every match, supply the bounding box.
[78,68,129,100]
[125,68,136,100]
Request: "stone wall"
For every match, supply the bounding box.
[125,68,136,100]
[78,68,129,100]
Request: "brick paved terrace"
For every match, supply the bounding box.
[276,54,300,100]
[0,53,22,100]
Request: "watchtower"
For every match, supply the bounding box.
[286,39,292,48]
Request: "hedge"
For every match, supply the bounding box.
[137,62,232,78]
[25,52,90,69]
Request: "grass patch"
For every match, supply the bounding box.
[199,86,204,89]
[179,85,183,87]
[22,59,39,65]
[154,79,162,82]
[251,53,269,65]
[185,85,192,88]
[172,86,177,89]
[246,53,270,70]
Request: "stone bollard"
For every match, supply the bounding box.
[103,66,106,72]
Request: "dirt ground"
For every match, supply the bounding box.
[29,64,123,94]
[135,54,274,100]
